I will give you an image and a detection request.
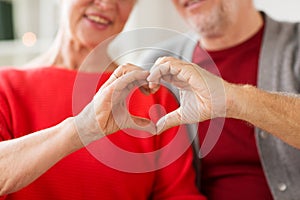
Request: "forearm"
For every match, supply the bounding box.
[227,84,300,148]
[0,117,83,195]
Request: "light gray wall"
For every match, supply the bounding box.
[254,0,300,22]
[125,0,300,32]
[2,0,300,66]
[110,0,300,64]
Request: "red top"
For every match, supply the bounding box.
[193,26,274,200]
[0,67,205,200]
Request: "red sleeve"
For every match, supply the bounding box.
[0,70,13,141]
[0,71,10,198]
[0,112,12,141]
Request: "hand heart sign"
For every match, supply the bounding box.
[73,57,226,172]
[75,56,226,142]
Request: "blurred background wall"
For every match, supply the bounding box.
[0,0,300,67]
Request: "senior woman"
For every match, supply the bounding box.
[0,0,205,199]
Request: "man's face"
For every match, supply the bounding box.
[171,0,242,37]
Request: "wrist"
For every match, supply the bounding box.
[59,117,86,152]
[73,105,105,146]
[225,83,256,120]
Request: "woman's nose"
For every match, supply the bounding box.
[94,0,116,9]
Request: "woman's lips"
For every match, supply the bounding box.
[86,14,111,25]
[184,0,205,8]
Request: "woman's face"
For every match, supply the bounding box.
[61,0,136,49]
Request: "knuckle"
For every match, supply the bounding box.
[158,56,169,62]
[118,63,139,73]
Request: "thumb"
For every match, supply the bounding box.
[130,115,157,134]
[156,108,182,134]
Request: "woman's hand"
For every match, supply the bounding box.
[75,63,156,145]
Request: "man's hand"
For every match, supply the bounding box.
[147,57,227,134]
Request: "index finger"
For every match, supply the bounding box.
[110,70,150,101]
[101,63,143,89]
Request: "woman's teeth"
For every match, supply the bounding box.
[87,15,110,25]
[186,0,201,7]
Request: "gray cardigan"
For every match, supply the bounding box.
[137,15,300,200]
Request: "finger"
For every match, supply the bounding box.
[155,62,199,89]
[148,57,183,90]
[110,70,150,102]
[130,116,157,134]
[153,56,178,66]
[113,70,149,92]
[136,79,152,95]
[139,85,151,95]
[147,63,170,92]
[148,62,185,91]
[147,57,175,90]
[156,108,182,134]
[102,63,144,89]
[149,59,186,81]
